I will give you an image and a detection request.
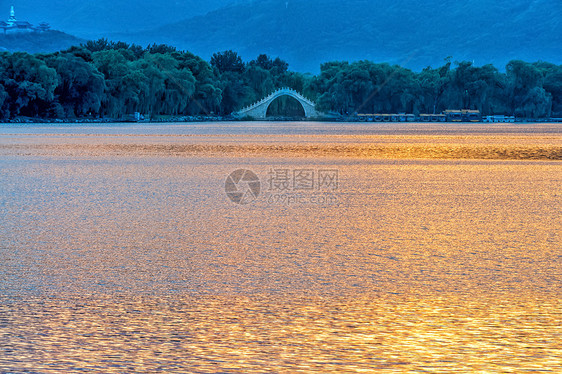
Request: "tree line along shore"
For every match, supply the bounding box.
[1,39,561,122]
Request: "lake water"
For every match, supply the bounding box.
[1,122,561,372]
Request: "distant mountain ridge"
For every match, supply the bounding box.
[0,30,83,54]
[5,0,239,38]
[117,0,562,72]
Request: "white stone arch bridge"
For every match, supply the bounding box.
[234,87,322,119]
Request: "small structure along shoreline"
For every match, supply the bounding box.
[2,114,562,124]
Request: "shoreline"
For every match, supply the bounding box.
[2,116,562,125]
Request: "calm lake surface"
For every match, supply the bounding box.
[1,122,561,372]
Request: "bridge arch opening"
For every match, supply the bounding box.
[265,95,306,118]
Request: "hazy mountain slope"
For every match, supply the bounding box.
[0,31,84,54]
[2,0,238,38]
[121,0,562,72]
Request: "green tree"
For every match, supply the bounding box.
[0,52,59,118]
[211,50,245,74]
[506,60,551,117]
[45,52,106,117]
[177,51,222,114]
[92,49,131,117]
[539,63,562,116]
[217,71,253,114]
[418,59,451,114]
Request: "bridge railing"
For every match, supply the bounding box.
[238,87,315,112]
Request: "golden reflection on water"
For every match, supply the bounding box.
[1,295,561,372]
[0,128,561,372]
